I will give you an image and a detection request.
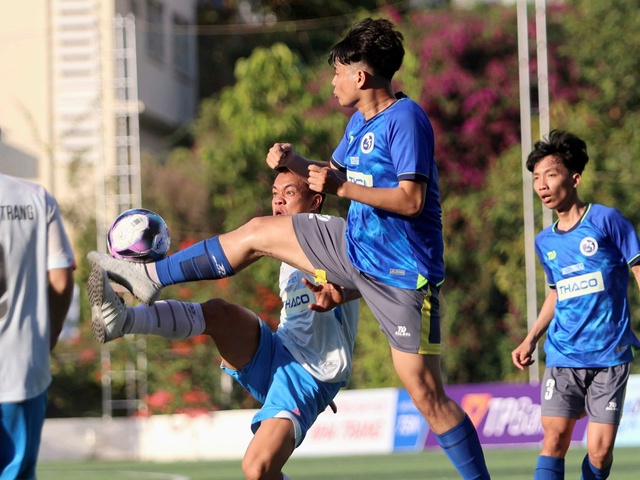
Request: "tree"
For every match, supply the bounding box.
[197,0,382,99]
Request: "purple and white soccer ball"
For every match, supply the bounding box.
[107,208,171,262]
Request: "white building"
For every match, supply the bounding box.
[0,0,199,225]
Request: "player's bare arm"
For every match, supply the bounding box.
[266,143,327,179]
[512,288,556,370]
[309,166,427,217]
[631,264,640,292]
[48,266,74,351]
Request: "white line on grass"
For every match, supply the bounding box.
[119,472,190,480]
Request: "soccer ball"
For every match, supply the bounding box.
[107,208,171,262]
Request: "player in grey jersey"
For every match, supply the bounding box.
[88,170,359,480]
[0,173,75,480]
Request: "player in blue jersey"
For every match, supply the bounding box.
[88,18,490,479]
[512,130,640,480]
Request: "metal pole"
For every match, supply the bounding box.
[536,0,554,230]
[517,0,540,385]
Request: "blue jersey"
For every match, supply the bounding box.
[331,95,444,289]
[535,203,640,368]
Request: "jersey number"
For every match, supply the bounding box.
[544,378,555,400]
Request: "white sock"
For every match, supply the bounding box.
[125,300,205,339]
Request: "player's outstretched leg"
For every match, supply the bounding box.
[87,262,207,342]
[88,251,162,305]
[88,263,129,343]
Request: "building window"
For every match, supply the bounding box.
[173,15,191,76]
[146,0,164,60]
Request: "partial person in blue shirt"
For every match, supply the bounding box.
[89,18,490,479]
[512,130,640,480]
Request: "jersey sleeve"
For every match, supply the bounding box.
[388,105,434,183]
[535,231,556,287]
[45,191,75,270]
[331,114,359,171]
[600,207,640,266]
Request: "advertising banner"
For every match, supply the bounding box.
[295,388,397,457]
[423,382,587,448]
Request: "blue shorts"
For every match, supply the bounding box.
[222,321,340,447]
[0,390,47,480]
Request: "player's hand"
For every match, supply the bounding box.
[266,143,294,170]
[302,277,344,312]
[308,164,345,195]
[511,341,536,370]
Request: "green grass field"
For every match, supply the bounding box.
[38,446,640,479]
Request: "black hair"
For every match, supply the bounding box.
[526,129,589,174]
[327,18,404,81]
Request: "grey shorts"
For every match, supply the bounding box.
[540,363,631,424]
[292,213,441,354]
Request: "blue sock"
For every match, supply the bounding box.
[155,236,234,286]
[581,454,611,480]
[534,455,564,480]
[435,414,490,479]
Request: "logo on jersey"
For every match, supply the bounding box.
[605,401,619,412]
[282,288,311,314]
[285,272,298,288]
[546,251,557,261]
[360,132,375,153]
[349,156,360,166]
[395,325,411,337]
[556,271,605,301]
[347,171,374,187]
[561,263,584,275]
[389,268,406,276]
[579,237,598,256]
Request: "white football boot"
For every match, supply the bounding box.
[87,251,162,305]
[88,263,129,343]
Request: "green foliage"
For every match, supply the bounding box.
[560,0,640,120]
[197,0,382,98]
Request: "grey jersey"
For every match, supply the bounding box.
[276,263,359,384]
[0,175,74,402]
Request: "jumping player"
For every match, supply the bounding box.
[512,130,640,480]
[89,18,490,479]
[88,170,359,480]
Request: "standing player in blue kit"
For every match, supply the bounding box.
[89,17,490,479]
[512,130,640,480]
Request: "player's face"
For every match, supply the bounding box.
[532,155,580,212]
[272,172,320,216]
[331,62,364,108]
